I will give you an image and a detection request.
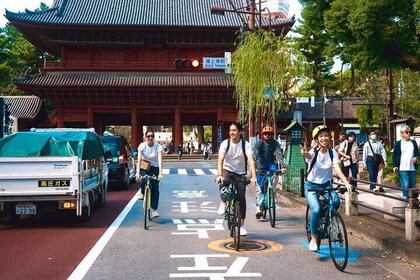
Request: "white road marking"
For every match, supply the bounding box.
[67,189,141,280]
[209,169,218,175]
[193,169,205,175]
[178,169,188,175]
[163,168,170,174]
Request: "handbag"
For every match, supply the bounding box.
[342,159,351,167]
[368,141,384,167]
[140,159,151,171]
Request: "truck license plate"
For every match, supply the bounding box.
[15,205,36,215]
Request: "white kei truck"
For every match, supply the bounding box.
[0,128,108,222]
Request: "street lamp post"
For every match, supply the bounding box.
[211,1,274,139]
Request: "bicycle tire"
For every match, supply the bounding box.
[328,212,348,271]
[234,201,241,251]
[268,187,276,228]
[143,188,150,229]
[227,201,234,237]
[305,205,321,248]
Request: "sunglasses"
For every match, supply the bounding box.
[146,135,155,138]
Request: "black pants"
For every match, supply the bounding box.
[140,166,160,210]
[221,169,247,219]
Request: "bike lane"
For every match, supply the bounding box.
[0,183,139,280]
[79,172,418,280]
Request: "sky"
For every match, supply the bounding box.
[0,0,302,27]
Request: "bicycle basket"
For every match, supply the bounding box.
[220,185,234,201]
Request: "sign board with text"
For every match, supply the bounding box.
[203,57,227,69]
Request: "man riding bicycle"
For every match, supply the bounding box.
[301,125,352,252]
[253,126,286,219]
[216,122,257,236]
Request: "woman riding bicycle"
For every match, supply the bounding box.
[301,125,352,252]
[216,122,257,236]
[253,126,286,219]
[136,130,164,218]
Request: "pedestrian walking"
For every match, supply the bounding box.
[338,131,359,189]
[177,143,183,160]
[363,131,386,191]
[392,126,419,198]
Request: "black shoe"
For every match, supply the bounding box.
[378,187,385,192]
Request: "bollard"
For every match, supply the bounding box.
[405,189,420,241]
[405,207,420,241]
[300,168,305,197]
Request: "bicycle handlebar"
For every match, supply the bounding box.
[217,176,250,187]
[140,175,159,181]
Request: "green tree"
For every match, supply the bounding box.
[231,30,310,126]
[324,0,419,71]
[0,3,49,95]
[294,0,335,95]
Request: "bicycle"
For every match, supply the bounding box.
[219,176,249,251]
[260,170,280,228]
[140,175,159,230]
[305,186,349,271]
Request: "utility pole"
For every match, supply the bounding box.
[247,0,256,140]
[385,69,394,148]
[0,97,4,138]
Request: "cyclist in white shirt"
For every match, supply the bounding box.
[216,122,257,236]
[302,125,352,252]
[136,130,164,218]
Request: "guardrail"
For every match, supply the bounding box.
[281,168,420,241]
[334,177,420,242]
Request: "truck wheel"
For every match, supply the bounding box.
[97,186,106,208]
[79,196,91,222]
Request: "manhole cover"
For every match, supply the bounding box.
[208,238,283,254]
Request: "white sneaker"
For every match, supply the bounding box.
[152,210,159,218]
[309,239,318,252]
[255,207,263,219]
[138,193,144,200]
[217,202,226,215]
[240,226,247,236]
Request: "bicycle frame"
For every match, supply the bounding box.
[141,175,158,229]
[305,186,349,271]
[261,170,278,227]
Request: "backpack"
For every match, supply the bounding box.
[305,148,334,179]
[225,138,248,173]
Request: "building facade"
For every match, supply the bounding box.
[6,0,294,148]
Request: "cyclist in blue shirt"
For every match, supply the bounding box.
[253,126,286,218]
[302,125,352,252]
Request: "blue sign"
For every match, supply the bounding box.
[203,57,227,69]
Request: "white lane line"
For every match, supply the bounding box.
[67,189,141,280]
[178,169,187,175]
[209,169,218,175]
[162,168,170,174]
[193,169,205,175]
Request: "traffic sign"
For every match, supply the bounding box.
[203,57,227,69]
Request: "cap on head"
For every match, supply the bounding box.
[262,126,274,134]
[312,125,329,139]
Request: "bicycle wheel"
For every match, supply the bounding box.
[305,205,321,248]
[147,188,153,221]
[328,212,348,271]
[268,188,276,228]
[143,188,150,229]
[227,202,234,238]
[233,201,241,251]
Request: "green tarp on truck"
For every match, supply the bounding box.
[0,130,104,160]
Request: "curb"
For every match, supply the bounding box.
[278,189,420,266]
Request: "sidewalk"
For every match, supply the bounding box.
[278,182,420,266]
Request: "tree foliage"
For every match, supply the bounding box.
[294,0,335,95]
[0,3,49,95]
[231,30,310,126]
[324,0,419,71]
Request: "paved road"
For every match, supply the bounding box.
[1,160,418,279]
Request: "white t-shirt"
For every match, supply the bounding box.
[219,139,253,175]
[400,140,415,171]
[306,149,341,184]
[138,142,162,167]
